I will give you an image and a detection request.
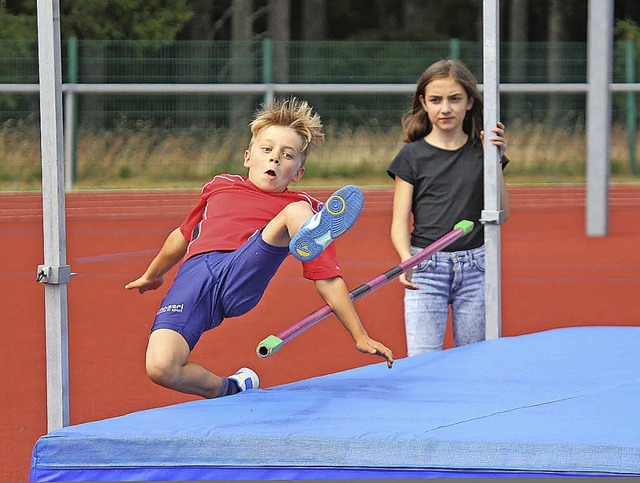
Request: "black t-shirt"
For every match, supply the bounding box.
[388,139,506,252]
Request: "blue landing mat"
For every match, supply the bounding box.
[30,326,640,480]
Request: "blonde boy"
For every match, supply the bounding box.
[126,98,394,399]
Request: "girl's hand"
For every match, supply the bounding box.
[481,121,508,157]
[399,269,419,290]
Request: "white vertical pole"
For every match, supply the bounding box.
[481,0,503,340]
[36,0,70,431]
[64,91,75,192]
[586,0,613,236]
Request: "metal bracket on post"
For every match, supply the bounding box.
[37,264,72,284]
[480,209,506,225]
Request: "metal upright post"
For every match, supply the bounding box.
[586,0,613,236]
[36,0,70,431]
[64,36,78,191]
[626,39,638,177]
[481,0,503,340]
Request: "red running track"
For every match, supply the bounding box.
[1,184,639,481]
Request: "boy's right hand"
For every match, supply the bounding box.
[355,336,394,368]
[125,275,163,294]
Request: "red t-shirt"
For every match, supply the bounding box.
[179,174,342,280]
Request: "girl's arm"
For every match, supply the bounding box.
[499,168,510,222]
[490,122,510,222]
[314,277,394,368]
[390,177,419,289]
[125,227,189,293]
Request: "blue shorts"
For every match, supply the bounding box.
[151,231,290,350]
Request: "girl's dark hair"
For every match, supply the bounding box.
[402,59,484,145]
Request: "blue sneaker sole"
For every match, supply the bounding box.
[290,185,364,262]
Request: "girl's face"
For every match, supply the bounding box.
[419,77,473,136]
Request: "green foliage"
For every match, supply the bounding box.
[63,0,193,40]
[615,18,640,42]
[0,0,194,41]
[0,5,37,40]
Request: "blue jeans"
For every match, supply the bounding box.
[404,245,486,356]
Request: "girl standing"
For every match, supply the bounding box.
[387,59,510,356]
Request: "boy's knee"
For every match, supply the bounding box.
[146,357,179,388]
[145,328,190,388]
[285,200,313,216]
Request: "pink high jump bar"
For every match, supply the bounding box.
[256,220,474,358]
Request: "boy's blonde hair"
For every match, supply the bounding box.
[249,97,325,163]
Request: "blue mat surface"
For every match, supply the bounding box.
[30,326,640,480]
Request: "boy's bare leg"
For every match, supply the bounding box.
[146,328,223,399]
[261,200,313,247]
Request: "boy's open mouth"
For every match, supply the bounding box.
[265,169,276,177]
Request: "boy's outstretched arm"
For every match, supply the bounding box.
[125,227,189,294]
[314,277,394,368]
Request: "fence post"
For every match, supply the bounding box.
[262,38,274,105]
[63,36,78,190]
[449,38,460,60]
[626,39,638,176]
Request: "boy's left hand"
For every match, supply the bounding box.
[355,336,394,368]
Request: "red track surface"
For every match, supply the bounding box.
[2,184,639,481]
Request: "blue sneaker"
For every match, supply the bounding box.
[290,185,364,262]
[228,367,260,391]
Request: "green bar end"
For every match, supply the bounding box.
[454,220,474,235]
[256,335,284,359]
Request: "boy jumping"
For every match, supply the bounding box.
[126,97,394,399]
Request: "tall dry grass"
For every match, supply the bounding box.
[1,123,638,190]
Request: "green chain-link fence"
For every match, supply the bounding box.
[1,39,638,188]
